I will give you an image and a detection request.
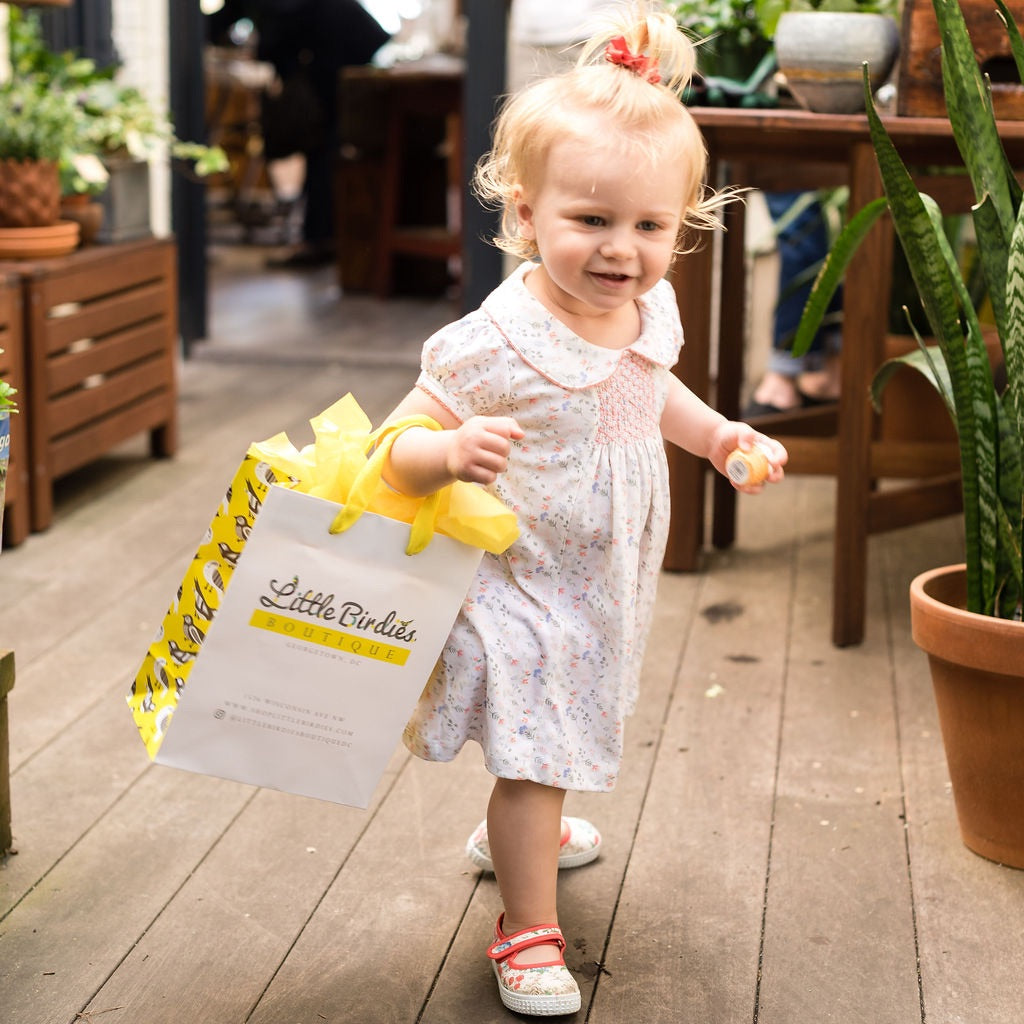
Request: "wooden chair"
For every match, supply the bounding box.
[363,65,463,299]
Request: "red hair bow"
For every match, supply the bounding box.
[604,36,661,84]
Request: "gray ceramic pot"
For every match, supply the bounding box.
[775,11,900,114]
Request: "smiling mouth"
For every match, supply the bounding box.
[591,271,631,283]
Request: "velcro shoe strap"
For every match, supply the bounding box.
[487,925,566,963]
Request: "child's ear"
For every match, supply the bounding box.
[512,183,536,240]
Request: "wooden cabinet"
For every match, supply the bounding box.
[8,238,179,534]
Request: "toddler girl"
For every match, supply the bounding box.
[382,7,787,1016]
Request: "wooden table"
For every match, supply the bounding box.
[666,107,1024,646]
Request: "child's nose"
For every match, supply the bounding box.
[600,230,635,259]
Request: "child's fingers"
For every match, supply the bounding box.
[451,417,523,483]
[483,416,525,441]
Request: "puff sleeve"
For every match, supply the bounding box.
[415,310,514,424]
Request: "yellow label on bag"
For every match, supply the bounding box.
[248,610,411,665]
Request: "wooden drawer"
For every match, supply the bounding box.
[12,238,179,533]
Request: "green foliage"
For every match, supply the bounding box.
[3,9,227,194]
[670,0,767,49]
[793,0,1024,620]
[0,77,81,163]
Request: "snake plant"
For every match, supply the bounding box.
[792,0,1024,620]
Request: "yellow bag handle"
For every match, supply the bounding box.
[328,415,443,555]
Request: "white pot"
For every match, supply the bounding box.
[775,11,900,114]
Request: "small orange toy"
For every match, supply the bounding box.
[725,445,771,486]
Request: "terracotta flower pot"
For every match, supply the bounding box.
[0,159,61,228]
[910,564,1024,868]
[59,195,105,247]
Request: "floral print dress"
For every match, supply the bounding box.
[402,263,683,792]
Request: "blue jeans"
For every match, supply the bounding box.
[764,191,843,378]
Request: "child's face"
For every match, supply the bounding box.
[514,132,688,324]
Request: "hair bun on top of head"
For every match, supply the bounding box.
[576,9,696,96]
[604,36,661,84]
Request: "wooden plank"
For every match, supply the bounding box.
[42,284,169,359]
[0,674,157,917]
[80,756,408,1024]
[30,240,171,312]
[419,571,703,1023]
[0,766,254,1024]
[593,479,802,1022]
[245,746,494,1024]
[46,359,170,437]
[46,322,169,395]
[755,482,923,1023]
[879,522,1024,1024]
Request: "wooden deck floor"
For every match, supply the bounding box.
[2,252,1022,1024]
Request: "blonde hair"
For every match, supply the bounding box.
[475,6,730,261]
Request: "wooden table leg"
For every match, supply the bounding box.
[711,188,748,551]
[831,143,891,647]
[665,208,716,571]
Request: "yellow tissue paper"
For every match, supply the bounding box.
[248,394,519,555]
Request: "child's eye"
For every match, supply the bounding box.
[580,215,605,227]
[638,220,661,232]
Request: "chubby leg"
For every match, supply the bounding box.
[487,778,566,965]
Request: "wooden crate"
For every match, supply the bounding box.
[897,0,1024,119]
[16,238,179,533]
[0,274,29,548]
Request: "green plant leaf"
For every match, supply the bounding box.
[790,196,887,357]
[870,344,954,418]
[937,0,1019,237]
[994,0,1024,88]
[1006,202,1024,451]
[863,65,1000,614]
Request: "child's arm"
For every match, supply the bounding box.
[381,390,524,498]
[660,376,787,492]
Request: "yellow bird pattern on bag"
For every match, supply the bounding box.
[127,457,287,757]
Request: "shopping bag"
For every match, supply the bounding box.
[127,397,518,807]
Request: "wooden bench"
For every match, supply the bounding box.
[0,274,29,548]
[10,237,179,533]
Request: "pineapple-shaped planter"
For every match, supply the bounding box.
[0,158,61,228]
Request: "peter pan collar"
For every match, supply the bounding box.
[480,262,682,389]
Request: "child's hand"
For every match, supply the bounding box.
[446,416,524,485]
[709,421,788,493]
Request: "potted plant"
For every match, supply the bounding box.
[793,0,1024,867]
[5,9,226,241]
[756,0,901,112]
[0,76,81,230]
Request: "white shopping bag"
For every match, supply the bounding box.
[128,404,517,807]
[153,483,482,807]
